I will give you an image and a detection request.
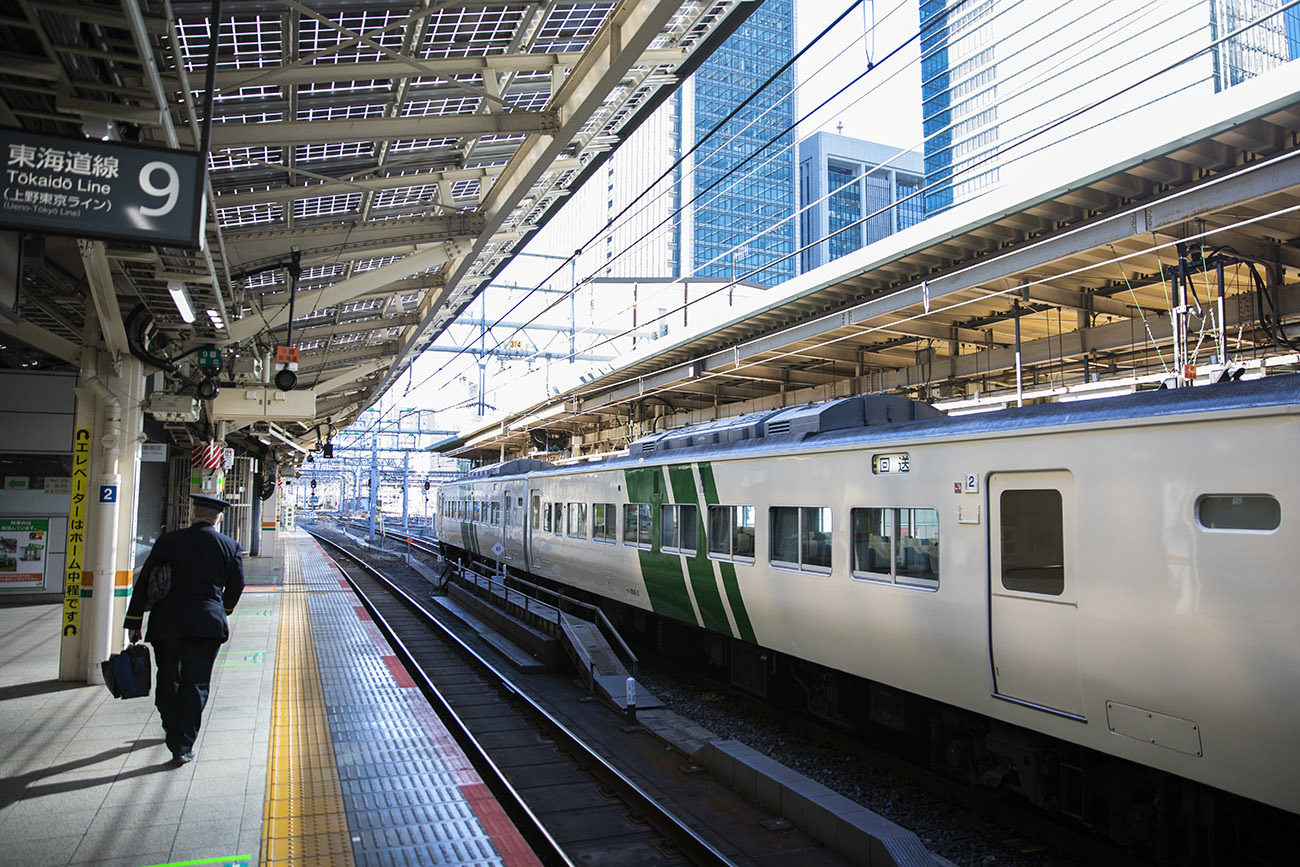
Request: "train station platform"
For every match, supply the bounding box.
[0,530,539,867]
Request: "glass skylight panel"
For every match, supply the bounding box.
[401,95,481,117]
[422,7,525,59]
[214,85,282,104]
[300,80,389,96]
[225,17,284,69]
[299,11,406,63]
[302,264,346,282]
[213,111,283,125]
[297,104,386,122]
[390,137,459,154]
[240,271,282,291]
[293,193,362,220]
[503,90,550,111]
[296,142,375,162]
[352,256,403,272]
[208,146,283,171]
[536,3,613,53]
[216,203,283,227]
[450,179,480,201]
[373,185,436,209]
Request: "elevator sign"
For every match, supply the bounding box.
[0,127,204,247]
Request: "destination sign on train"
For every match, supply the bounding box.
[0,127,203,247]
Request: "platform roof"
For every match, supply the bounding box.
[439,76,1300,465]
[0,0,757,453]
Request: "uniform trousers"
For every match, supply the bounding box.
[151,637,222,752]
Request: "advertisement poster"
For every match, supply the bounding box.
[0,517,50,587]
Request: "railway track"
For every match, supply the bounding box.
[313,522,1162,866]
[306,529,837,867]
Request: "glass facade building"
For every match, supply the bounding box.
[570,0,796,286]
[797,132,925,273]
[918,0,1299,217]
[690,0,797,284]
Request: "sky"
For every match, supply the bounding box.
[794,0,922,148]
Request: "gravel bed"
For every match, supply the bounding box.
[634,665,1078,867]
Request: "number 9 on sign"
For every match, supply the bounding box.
[138,160,180,217]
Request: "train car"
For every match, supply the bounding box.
[438,374,1300,855]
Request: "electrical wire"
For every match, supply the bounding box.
[350,0,1300,439]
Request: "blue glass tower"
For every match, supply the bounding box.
[690,0,796,284]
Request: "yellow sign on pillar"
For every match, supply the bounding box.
[63,428,91,637]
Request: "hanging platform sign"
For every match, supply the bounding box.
[0,127,204,248]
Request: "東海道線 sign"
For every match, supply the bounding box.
[0,127,203,247]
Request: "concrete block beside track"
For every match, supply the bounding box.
[695,739,934,867]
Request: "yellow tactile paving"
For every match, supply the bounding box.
[261,541,356,867]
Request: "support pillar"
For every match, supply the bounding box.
[61,345,144,683]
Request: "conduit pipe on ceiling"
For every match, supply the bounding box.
[81,343,122,684]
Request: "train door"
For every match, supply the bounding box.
[527,490,541,572]
[988,471,1085,719]
[501,489,513,563]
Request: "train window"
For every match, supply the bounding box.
[851,508,939,587]
[543,503,552,533]
[801,507,832,570]
[660,504,698,555]
[1196,494,1280,532]
[473,502,481,523]
[566,502,587,539]
[707,505,756,563]
[770,506,831,573]
[1000,489,1064,595]
[490,502,501,527]
[623,503,652,548]
[592,503,617,544]
[553,504,562,536]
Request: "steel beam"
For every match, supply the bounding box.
[207,112,559,148]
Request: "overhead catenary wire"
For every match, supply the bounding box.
[353,0,1300,439]
[419,195,1300,441]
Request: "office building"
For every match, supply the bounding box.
[797,132,925,273]
[919,0,1299,215]
[571,0,797,286]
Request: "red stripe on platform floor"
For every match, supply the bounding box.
[383,655,415,688]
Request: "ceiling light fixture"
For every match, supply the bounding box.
[167,279,196,323]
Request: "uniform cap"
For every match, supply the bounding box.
[190,493,232,511]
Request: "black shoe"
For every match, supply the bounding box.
[171,747,195,765]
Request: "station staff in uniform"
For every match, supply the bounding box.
[124,493,244,764]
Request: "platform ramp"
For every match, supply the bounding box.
[562,615,662,711]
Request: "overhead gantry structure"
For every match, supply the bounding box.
[0,0,760,465]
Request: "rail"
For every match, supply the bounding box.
[307,530,735,867]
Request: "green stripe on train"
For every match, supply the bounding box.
[667,464,731,635]
[696,462,756,644]
[623,466,697,625]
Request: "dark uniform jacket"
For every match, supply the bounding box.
[124,522,245,642]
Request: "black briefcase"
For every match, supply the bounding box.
[102,644,151,699]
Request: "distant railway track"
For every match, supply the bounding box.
[307,529,743,867]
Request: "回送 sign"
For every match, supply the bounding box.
[0,127,203,247]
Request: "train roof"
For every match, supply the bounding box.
[445,373,1300,483]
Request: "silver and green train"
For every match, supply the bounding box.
[438,374,1300,853]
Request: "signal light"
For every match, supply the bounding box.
[311,478,316,489]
